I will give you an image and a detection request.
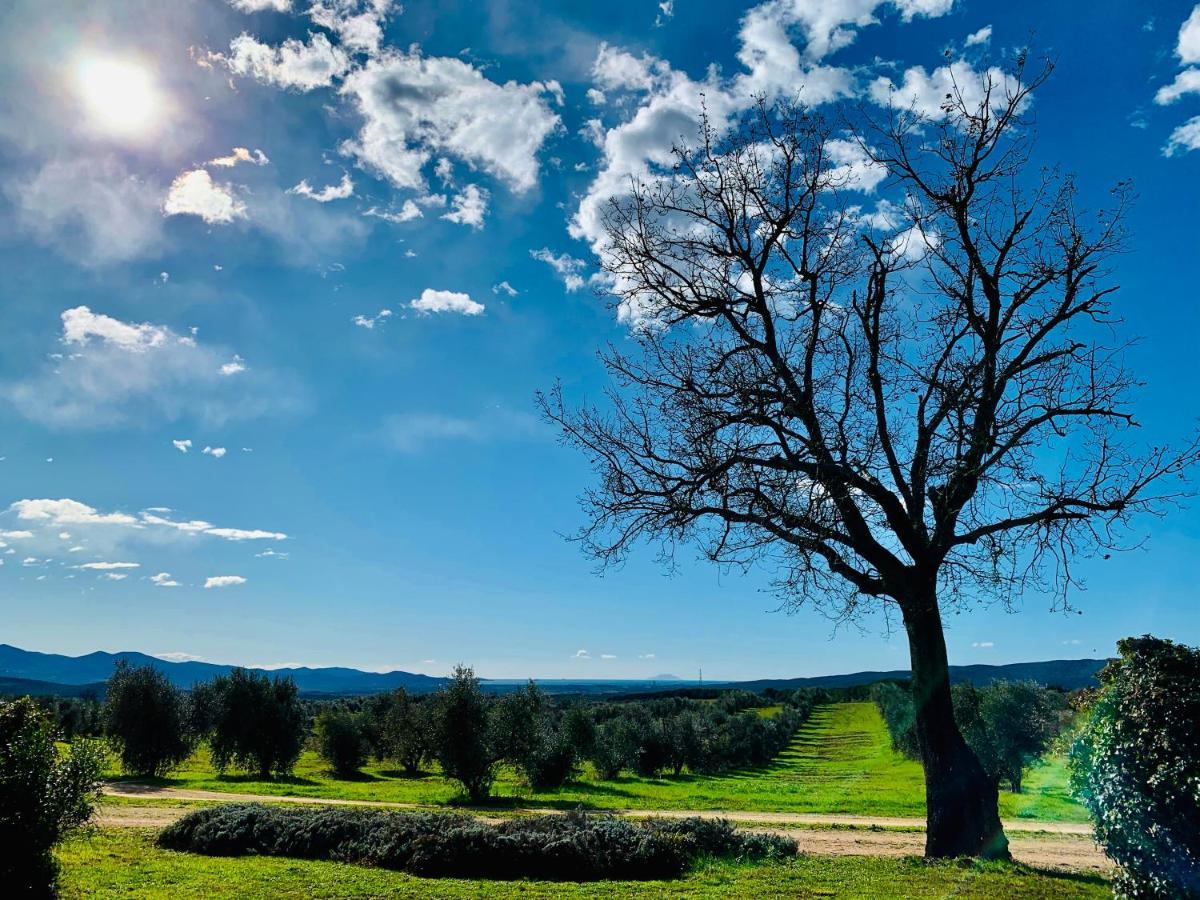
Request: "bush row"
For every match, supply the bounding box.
[156,803,796,881]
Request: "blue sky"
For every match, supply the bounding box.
[1,0,1198,680]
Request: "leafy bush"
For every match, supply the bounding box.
[207,668,306,778]
[1071,635,1200,898]
[0,697,105,895]
[314,708,368,777]
[102,661,195,777]
[870,682,921,758]
[433,665,497,801]
[520,722,579,789]
[157,804,796,881]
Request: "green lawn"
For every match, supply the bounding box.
[107,703,1089,823]
[58,829,1110,899]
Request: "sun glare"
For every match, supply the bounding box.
[76,57,159,138]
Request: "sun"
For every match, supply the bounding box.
[76,57,160,139]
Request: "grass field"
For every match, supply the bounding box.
[106,703,1089,823]
[58,829,1110,899]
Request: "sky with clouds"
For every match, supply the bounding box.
[1,0,1198,679]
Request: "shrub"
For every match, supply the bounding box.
[315,708,368,777]
[377,689,434,774]
[870,682,921,759]
[207,668,306,778]
[0,697,105,895]
[102,661,195,778]
[157,804,796,881]
[1071,635,1200,898]
[520,722,579,789]
[433,665,497,801]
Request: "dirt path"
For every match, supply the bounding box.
[101,783,1093,834]
[98,784,1108,873]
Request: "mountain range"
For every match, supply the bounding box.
[0,644,1109,697]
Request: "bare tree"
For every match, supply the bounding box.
[541,59,1199,859]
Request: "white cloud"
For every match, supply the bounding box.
[12,499,138,526]
[600,653,617,659]
[256,548,289,559]
[78,561,140,570]
[102,572,128,581]
[164,169,246,224]
[352,308,393,328]
[150,572,181,588]
[0,530,34,539]
[220,356,247,376]
[229,0,291,11]
[207,147,270,168]
[173,439,193,453]
[869,61,1020,119]
[308,0,397,54]
[972,641,995,648]
[155,650,204,661]
[586,88,606,105]
[1165,115,1200,156]
[409,288,484,316]
[1179,5,1200,64]
[364,200,422,223]
[440,184,489,228]
[964,25,992,46]
[221,32,352,92]
[381,408,542,453]
[1155,68,1200,105]
[205,575,247,588]
[573,649,591,659]
[289,172,355,202]
[202,446,227,458]
[638,653,656,659]
[339,52,561,193]
[530,248,586,291]
[5,306,284,429]
[492,281,518,296]
[826,139,887,193]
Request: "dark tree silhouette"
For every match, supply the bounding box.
[542,58,1198,858]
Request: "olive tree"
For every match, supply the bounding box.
[542,59,1197,857]
[102,661,194,778]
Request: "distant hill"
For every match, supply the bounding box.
[652,673,683,681]
[0,644,1109,698]
[729,658,1109,692]
[0,644,446,695]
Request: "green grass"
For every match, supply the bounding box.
[106,703,1089,823]
[58,829,1110,899]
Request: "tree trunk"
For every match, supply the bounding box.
[903,590,1010,860]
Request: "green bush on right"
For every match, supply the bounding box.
[1071,635,1200,898]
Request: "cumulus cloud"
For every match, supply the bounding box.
[1155,68,1200,105]
[1165,115,1200,156]
[530,248,587,291]
[7,498,287,544]
[163,170,246,224]
[352,308,393,328]
[150,572,181,587]
[308,0,397,54]
[11,499,138,527]
[220,32,352,91]
[229,0,291,11]
[77,561,140,570]
[202,446,227,458]
[1179,5,1200,63]
[868,61,1020,119]
[220,357,247,376]
[207,147,270,167]
[205,575,247,588]
[408,288,484,315]
[173,439,192,453]
[364,200,422,223]
[4,306,289,429]
[492,281,518,296]
[964,24,992,47]
[289,172,355,202]
[573,649,591,659]
[440,184,489,228]
[339,52,561,193]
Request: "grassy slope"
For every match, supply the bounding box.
[58,830,1109,899]
[107,702,1089,822]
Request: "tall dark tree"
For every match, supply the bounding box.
[432,665,496,802]
[542,59,1198,858]
[208,668,306,779]
[102,661,195,778]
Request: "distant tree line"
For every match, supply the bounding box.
[98,663,823,801]
[871,680,1066,793]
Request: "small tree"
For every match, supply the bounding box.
[378,689,434,775]
[208,668,306,778]
[315,707,368,777]
[0,697,105,895]
[102,661,194,778]
[1071,636,1200,897]
[956,681,1056,793]
[432,665,496,802]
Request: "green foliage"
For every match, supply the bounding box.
[433,665,497,801]
[1070,635,1200,898]
[869,682,921,758]
[156,804,795,881]
[314,708,368,777]
[0,696,105,895]
[953,681,1057,792]
[102,662,195,778]
[207,669,306,778]
[376,689,434,774]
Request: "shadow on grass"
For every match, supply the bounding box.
[376,768,432,780]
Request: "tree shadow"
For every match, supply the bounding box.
[377,768,431,780]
